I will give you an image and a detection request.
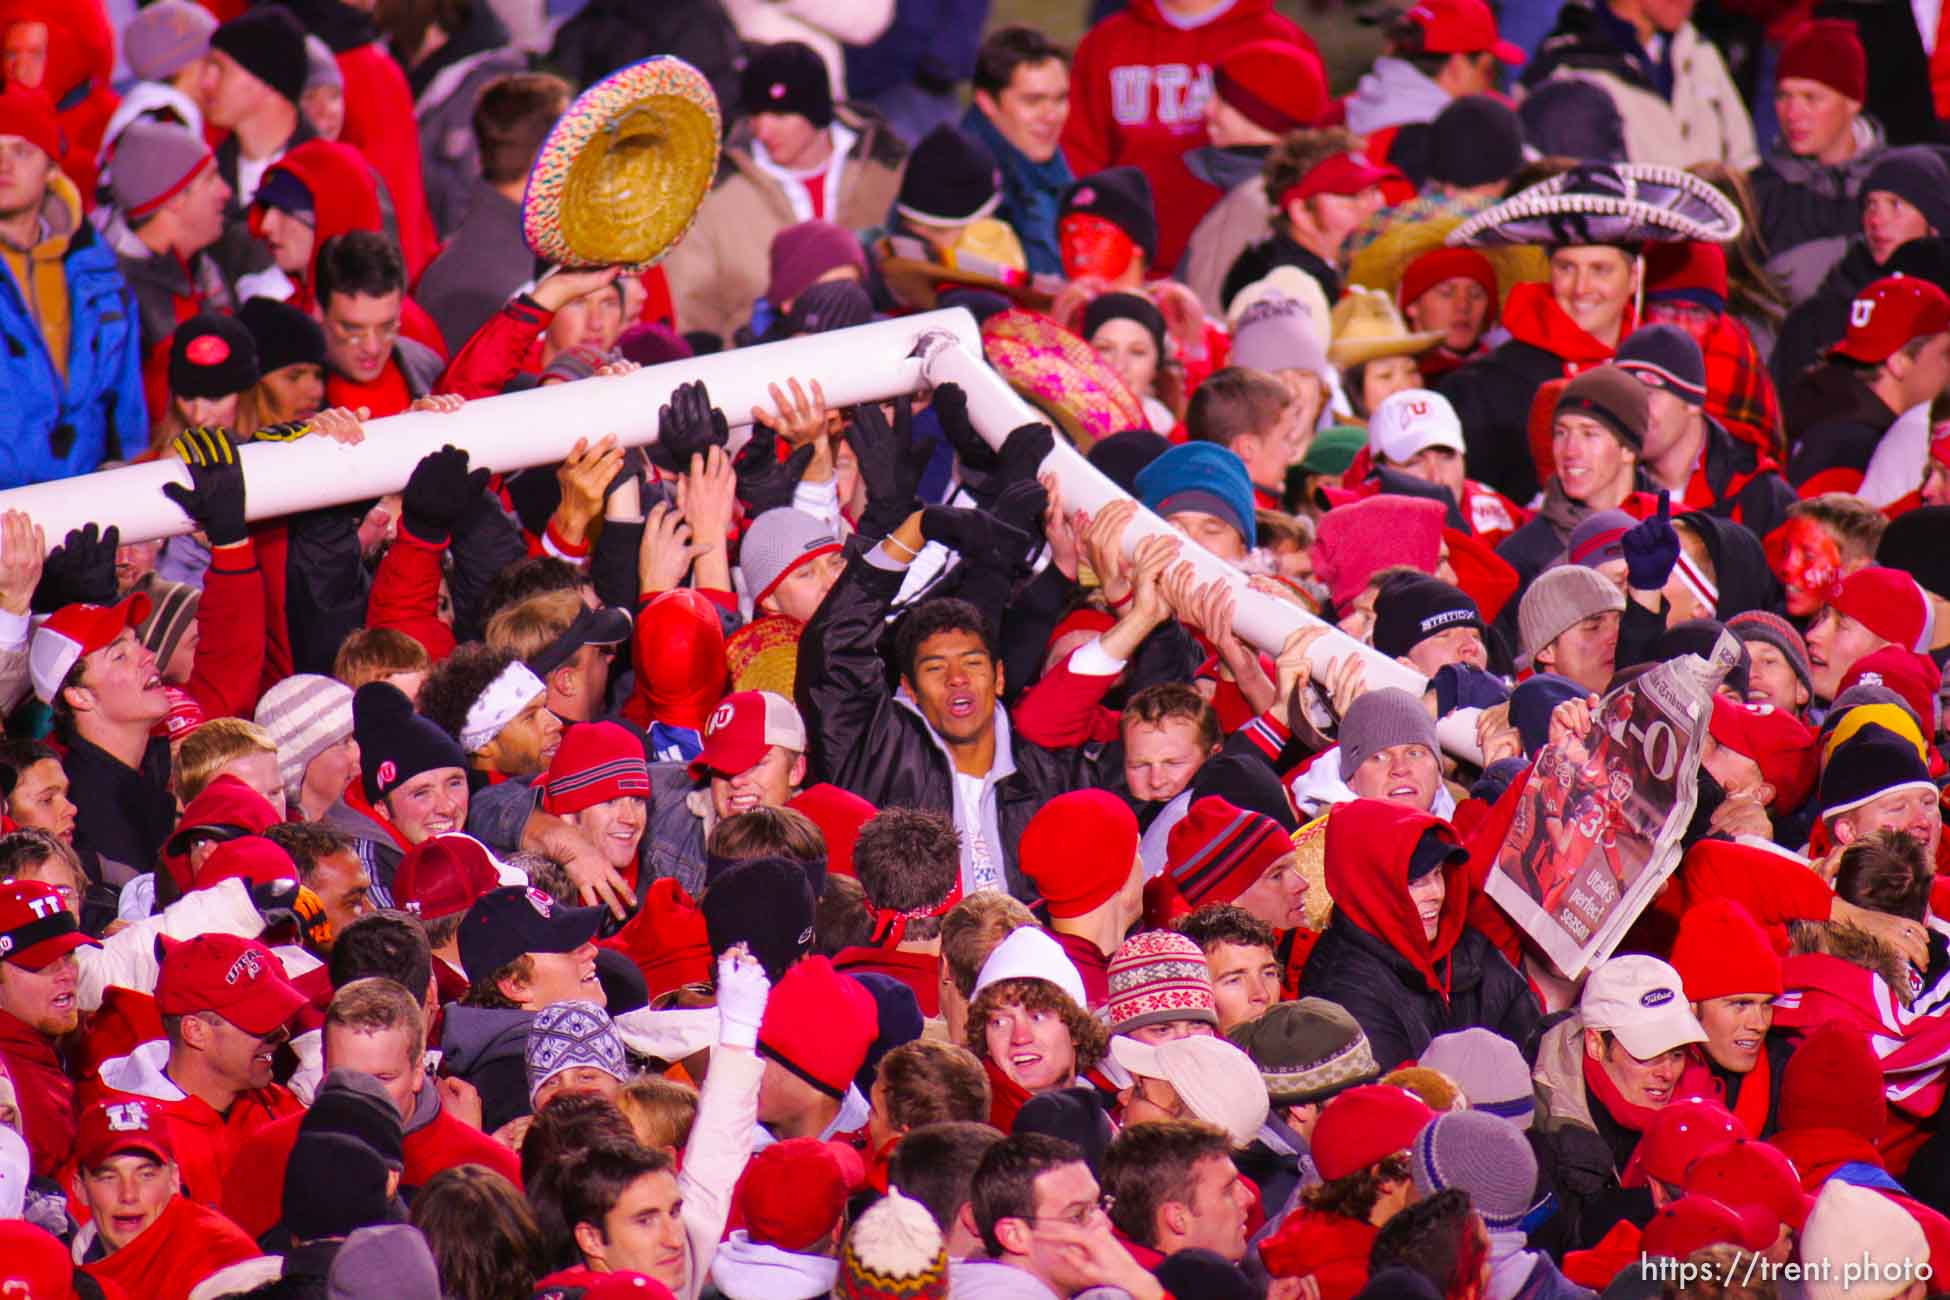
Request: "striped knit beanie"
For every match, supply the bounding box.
[135,579,200,672]
[1107,931,1218,1033]
[1161,796,1291,909]
[835,1187,948,1300]
[1410,1109,1539,1231]
[253,673,354,799]
[543,722,651,816]
[1226,997,1378,1106]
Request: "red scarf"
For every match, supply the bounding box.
[984,1056,1035,1132]
[1721,1044,1772,1137]
[1581,1048,1713,1133]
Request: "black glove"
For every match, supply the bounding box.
[252,419,312,443]
[1622,491,1680,592]
[932,382,998,475]
[650,379,730,473]
[249,878,333,951]
[33,522,119,612]
[993,422,1055,490]
[160,427,248,548]
[987,477,1050,572]
[401,444,491,543]
[847,397,930,540]
[920,504,1032,566]
[732,433,818,517]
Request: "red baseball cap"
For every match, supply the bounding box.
[688,690,807,781]
[1622,1097,1749,1189]
[1707,695,1817,811]
[1407,0,1526,62]
[1640,1194,1777,1259]
[155,934,307,1037]
[1839,646,1943,731]
[1684,1138,1815,1233]
[1831,275,1950,363]
[0,1220,75,1297]
[1286,152,1405,206]
[0,879,97,970]
[393,833,503,922]
[74,1096,175,1171]
[193,835,299,891]
[28,591,152,705]
[166,773,282,856]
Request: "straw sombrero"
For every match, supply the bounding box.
[1349,215,1548,312]
[1327,288,1443,367]
[877,223,1056,312]
[1446,162,1743,250]
[981,309,1148,450]
[523,56,722,270]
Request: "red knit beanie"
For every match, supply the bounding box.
[1213,39,1327,134]
[1778,19,1866,104]
[0,85,59,164]
[1778,1021,1887,1140]
[1156,796,1291,916]
[1398,247,1499,326]
[1314,495,1446,610]
[1670,897,1783,1004]
[1019,789,1139,919]
[759,957,879,1098]
[1644,242,1729,310]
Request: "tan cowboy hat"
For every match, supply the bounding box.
[1348,214,1548,313]
[523,55,722,270]
[1327,287,1444,367]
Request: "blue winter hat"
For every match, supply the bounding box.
[1509,673,1586,757]
[1135,443,1257,548]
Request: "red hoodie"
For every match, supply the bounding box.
[0,0,118,204]
[1325,799,1473,1000]
[0,1007,75,1177]
[1061,0,1318,270]
[332,43,438,279]
[80,1195,261,1300]
[1500,282,1635,377]
[258,140,448,360]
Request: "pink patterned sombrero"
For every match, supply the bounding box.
[522,56,722,270]
[980,309,1148,451]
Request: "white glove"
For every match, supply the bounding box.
[715,942,770,1049]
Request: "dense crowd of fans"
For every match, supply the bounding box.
[3,0,1950,1297]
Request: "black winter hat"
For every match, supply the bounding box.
[701,855,815,983]
[1429,95,1523,189]
[1878,505,1950,599]
[1372,573,1481,660]
[741,41,833,128]
[1156,1251,1260,1300]
[238,295,325,374]
[168,313,259,401]
[210,8,309,106]
[1821,722,1935,817]
[1517,78,1624,163]
[1863,148,1950,242]
[1654,618,1750,697]
[1085,429,1170,495]
[353,682,466,805]
[302,1070,405,1169]
[1061,167,1158,267]
[1615,323,1706,406]
[896,125,1001,226]
[1012,1087,1113,1176]
[1555,364,1649,451]
[283,1131,396,1242]
[850,970,925,1097]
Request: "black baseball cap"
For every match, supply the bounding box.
[457,885,602,982]
[526,605,632,676]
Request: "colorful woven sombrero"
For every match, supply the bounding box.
[1446,163,1744,250]
[522,56,722,270]
[980,309,1149,450]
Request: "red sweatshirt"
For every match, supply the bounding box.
[81,1195,261,1300]
[184,540,268,719]
[333,42,438,279]
[1061,0,1318,270]
[366,527,457,661]
[0,1007,75,1177]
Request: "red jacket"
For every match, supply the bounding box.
[831,945,942,1017]
[1260,1207,1377,1298]
[1060,0,1317,270]
[366,526,457,661]
[436,295,552,400]
[0,1007,75,1177]
[183,540,268,719]
[333,42,438,279]
[80,1194,261,1300]
[220,1083,521,1239]
[85,1039,303,1208]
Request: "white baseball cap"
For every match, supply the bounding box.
[1579,954,1707,1060]
[1371,388,1466,465]
[1109,1034,1270,1146]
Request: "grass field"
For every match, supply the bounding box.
[983,0,1387,93]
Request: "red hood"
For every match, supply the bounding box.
[1769,1127,1885,1191]
[0,0,113,103]
[1501,281,1631,369]
[1260,1206,1377,1293]
[1325,800,1470,987]
[257,140,383,300]
[1121,0,1278,27]
[628,589,727,731]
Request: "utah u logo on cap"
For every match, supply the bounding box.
[1408,400,1428,418]
[106,1101,150,1133]
[525,887,555,917]
[708,702,736,734]
[227,949,263,984]
[1852,298,1876,328]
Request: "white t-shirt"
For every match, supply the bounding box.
[954,769,1003,894]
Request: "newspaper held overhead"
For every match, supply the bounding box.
[1487,630,1744,979]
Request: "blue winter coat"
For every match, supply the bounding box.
[0,194,145,488]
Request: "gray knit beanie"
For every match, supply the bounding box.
[254,674,356,799]
[1338,687,1439,780]
[1230,294,1330,381]
[1410,1109,1538,1231]
[1517,565,1626,668]
[740,507,842,610]
[109,119,213,219]
[1418,1028,1535,1129]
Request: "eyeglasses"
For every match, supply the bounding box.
[1024,1195,1115,1229]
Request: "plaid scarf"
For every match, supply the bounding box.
[1702,314,1784,459]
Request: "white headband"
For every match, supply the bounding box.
[460,662,547,753]
[1674,550,1718,614]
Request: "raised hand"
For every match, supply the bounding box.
[162,426,248,547]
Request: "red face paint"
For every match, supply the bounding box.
[1766,516,1842,618]
[1060,214,1137,282]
